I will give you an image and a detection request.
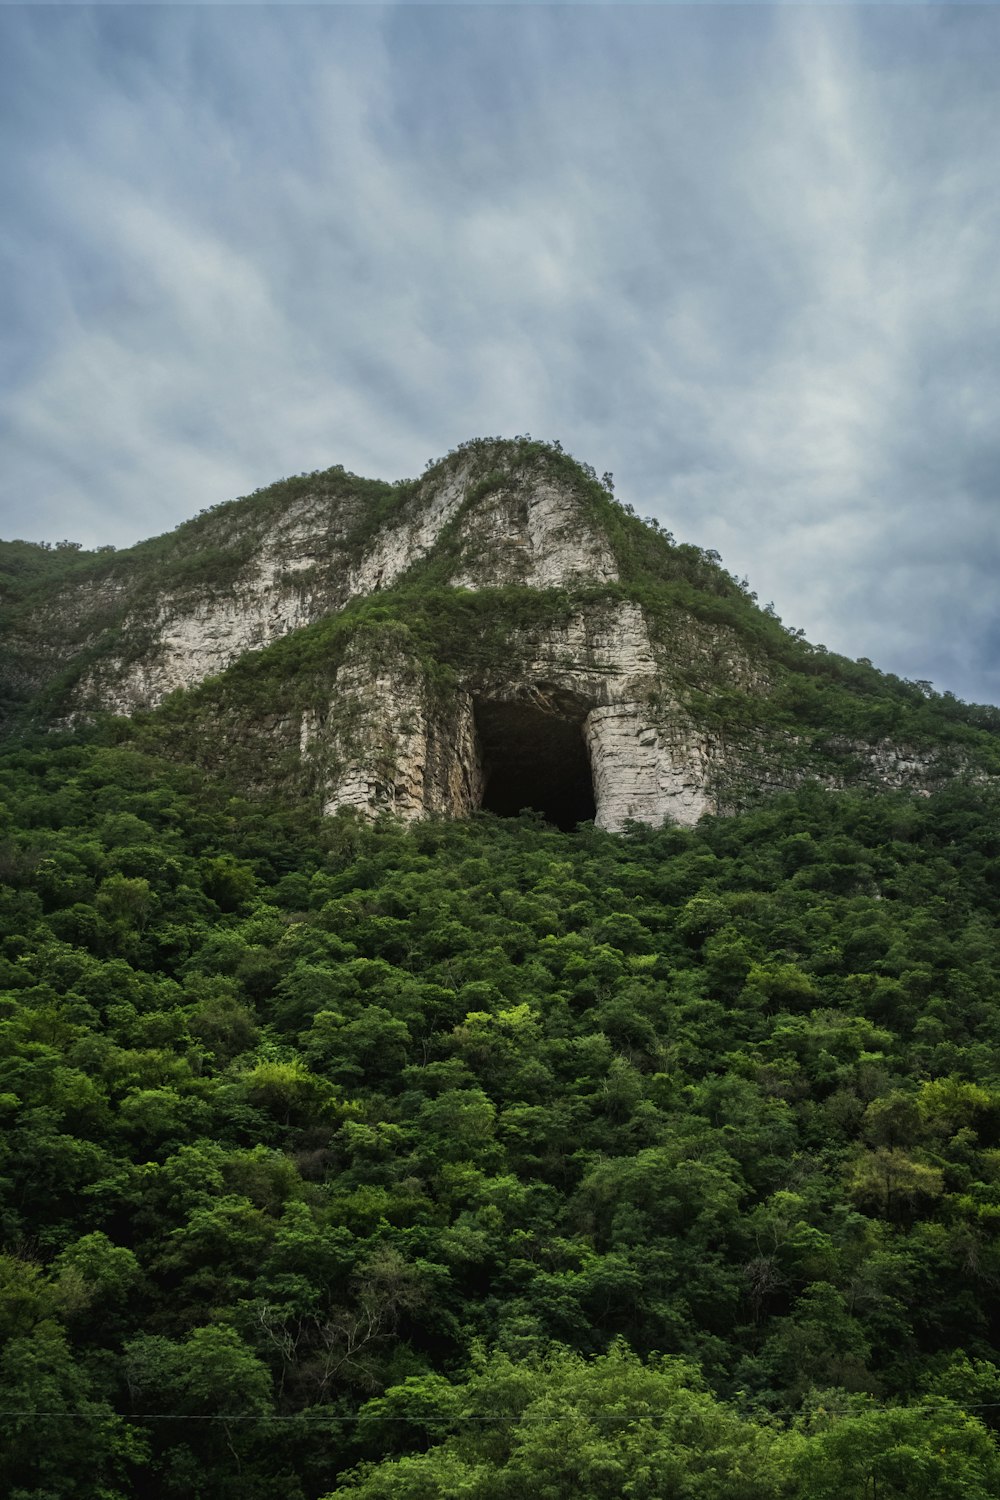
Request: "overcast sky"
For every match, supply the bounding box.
[2,5,999,706]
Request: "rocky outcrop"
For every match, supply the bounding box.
[300,638,485,824]
[63,459,627,718]
[71,467,476,715]
[586,705,720,829]
[298,601,738,831]
[4,436,988,833]
[449,479,619,591]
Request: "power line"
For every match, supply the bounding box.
[4,1400,1000,1424]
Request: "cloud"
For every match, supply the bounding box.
[1,5,999,704]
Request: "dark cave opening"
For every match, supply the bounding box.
[475,697,597,831]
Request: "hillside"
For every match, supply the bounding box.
[3,437,1000,833]
[0,743,999,1497]
[2,440,1000,1498]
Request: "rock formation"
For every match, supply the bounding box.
[1,438,990,830]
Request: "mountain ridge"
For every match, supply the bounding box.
[3,437,999,829]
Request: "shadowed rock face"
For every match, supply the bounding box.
[475,697,597,831]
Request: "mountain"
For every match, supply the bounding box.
[3,440,1000,1499]
[2,436,998,831]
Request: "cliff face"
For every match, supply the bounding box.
[11,453,620,717]
[38,466,474,717]
[2,438,995,831]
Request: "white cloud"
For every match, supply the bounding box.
[1,4,999,703]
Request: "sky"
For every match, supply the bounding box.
[2,4,999,706]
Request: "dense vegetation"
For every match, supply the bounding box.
[2,733,1000,1497]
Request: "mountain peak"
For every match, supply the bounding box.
[2,439,997,830]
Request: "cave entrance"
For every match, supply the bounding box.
[475,696,596,831]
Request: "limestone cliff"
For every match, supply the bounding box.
[2,437,996,830]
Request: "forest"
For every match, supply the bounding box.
[2,731,1000,1497]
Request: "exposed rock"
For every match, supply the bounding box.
[449,480,619,590]
[2,437,990,832]
[586,704,719,829]
[65,459,625,717]
[293,597,735,832]
[301,637,484,824]
[73,467,476,715]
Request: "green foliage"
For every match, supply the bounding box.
[1,735,1000,1495]
[335,1342,794,1499]
[791,1398,1000,1499]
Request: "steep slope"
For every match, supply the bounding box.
[1,439,620,724]
[4,437,999,829]
[2,740,1000,1498]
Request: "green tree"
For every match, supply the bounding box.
[791,1400,1000,1499]
[0,1319,147,1498]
